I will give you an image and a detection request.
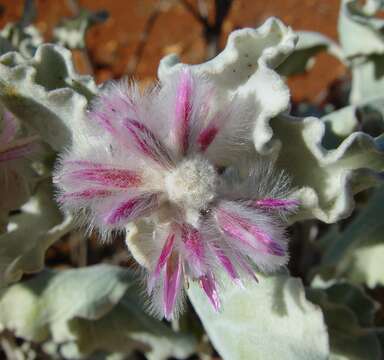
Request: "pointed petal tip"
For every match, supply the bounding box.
[200,273,221,312]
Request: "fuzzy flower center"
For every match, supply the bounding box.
[165,156,217,211]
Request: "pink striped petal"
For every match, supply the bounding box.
[163,253,182,320]
[58,189,113,202]
[124,118,173,167]
[216,208,285,257]
[148,232,176,294]
[199,272,220,311]
[197,124,219,152]
[181,224,205,277]
[93,112,116,134]
[214,247,239,282]
[235,254,259,283]
[67,168,142,189]
[174,69,192,154]
[250,198,299,211]
[103,193,159,225]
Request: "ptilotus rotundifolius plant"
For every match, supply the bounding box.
[54,69,299,320]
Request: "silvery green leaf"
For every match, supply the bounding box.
[321,106,358,149]
[277,31,344,76]
[0,35,16,56]
[339,0,384,103]
[272,114,384,222]
[53,9,108,49]
[63,296,196,360]
[0,182,73,286]
[0,265,133,342]
[317,186,384,287]
[188,271,329,360]
[0,265,196,360]
[0,44,97,150]
[321,96,384,149]
[310,279,379,327]
[342,242,384,288]
[307,281,382,360]
[339,0,384,58]
[349,55,384,103]
[0,23,42,58]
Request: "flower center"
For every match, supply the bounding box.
[165,156,217,211]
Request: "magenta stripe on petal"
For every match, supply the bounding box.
[197,124,219,152]
[214,247,239,282]
[68,168,142,188]
[199,272,220,311]
[124,118,172,167]
[216,208,285,257]
[251,198,299,211]
[163,254,182,320]
[236,254,259,283]
[93,112,117,134]
[181,224,205,277]
[241,221,285,257]
[148,232,176,294]
[58,189,113,202]
[174,69,192,154]
[103,193,158,225]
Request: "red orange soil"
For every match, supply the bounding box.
[0,0,346,102]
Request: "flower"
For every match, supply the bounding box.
[0,110,38,225]
[54,69,298,320]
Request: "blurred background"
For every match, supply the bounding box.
[0,0,345,102]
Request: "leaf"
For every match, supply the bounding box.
[53,9,108,50]
[0,35,16,56]
[0,265,133,342]
[321,106,358,149]
[0,265,196,360]
[339,0,384,103]
[317,186,384,287]
[277,31,344,76]
[310,279,379,327]
[64,296,196,360]
[307,281,382,360]
[338,0,384,59]
[350,54,384,103]
[0,44,97,150]
[321,97,384,149]
[271,114,384,223]
[0,181,74,286]
[0,23,42,58]
[188,271,329,360]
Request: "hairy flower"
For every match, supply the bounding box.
[54,70,298,319]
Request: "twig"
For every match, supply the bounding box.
[180,0,209,27]
[181,0,234,59]
[125,4,162,75]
